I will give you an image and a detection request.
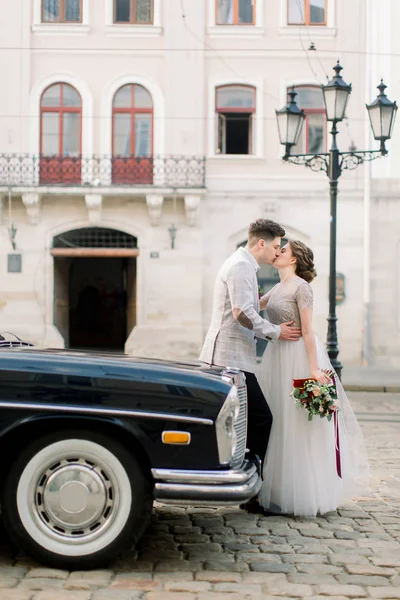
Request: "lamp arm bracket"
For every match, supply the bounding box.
[283,153,329,174]
[339,149,385,172]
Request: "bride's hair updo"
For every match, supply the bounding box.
[289,240,317,283]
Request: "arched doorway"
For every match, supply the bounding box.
[52,227,138,351]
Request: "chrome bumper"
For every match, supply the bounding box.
[152,459,262,505]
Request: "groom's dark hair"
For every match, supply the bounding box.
[248,219,285,246]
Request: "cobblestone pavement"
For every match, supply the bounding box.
[0,392,399,600]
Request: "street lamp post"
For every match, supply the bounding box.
[276,62,397,380]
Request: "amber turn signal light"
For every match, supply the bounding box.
[162,431,191,445]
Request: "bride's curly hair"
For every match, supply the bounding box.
[290,240,317,283]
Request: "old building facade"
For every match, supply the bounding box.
[0,0,398,367]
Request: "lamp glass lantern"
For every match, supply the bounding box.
[322,62,352,122]
[275,87,306,151]
[366,80,398,146]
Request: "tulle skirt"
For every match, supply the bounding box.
[257,336,370,517]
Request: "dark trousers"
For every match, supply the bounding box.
[243,371,273,467]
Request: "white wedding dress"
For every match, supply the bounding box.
[258,277,369,517]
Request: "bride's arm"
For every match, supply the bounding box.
[297,284,330,385]
[259,285,276,310]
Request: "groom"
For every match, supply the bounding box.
[200,219,301,510]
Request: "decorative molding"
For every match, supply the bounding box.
[85,194,103,223]
[32,0,90,35]
[146,194,164,225]
[184,194,201,226]
[278,26,336,39]
[207,26,264,39]
[263,200,278,215]
[22,193,41,225]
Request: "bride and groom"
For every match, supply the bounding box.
[200,218,369,517]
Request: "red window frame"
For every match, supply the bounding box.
[41,0,83,23]
[215,0,256,26]
[114,0,154,24]
[287,0,327,26]
[292,85,326,154]
[40,83,82,184]
[112,84,154,184]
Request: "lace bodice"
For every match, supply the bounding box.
[265,277,313,328]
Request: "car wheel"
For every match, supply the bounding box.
[1,429,153,569]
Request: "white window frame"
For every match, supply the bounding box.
[105,0,162,38]
[280,0,336,38]
[208,0,264,38]
[208,79,264,159]
[32,0,90,35]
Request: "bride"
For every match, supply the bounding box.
[258,240,369,517]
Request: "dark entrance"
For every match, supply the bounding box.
[52,228,138,351]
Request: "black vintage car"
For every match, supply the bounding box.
[0,340,260,569]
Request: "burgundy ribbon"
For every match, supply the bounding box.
[334,409,342,478]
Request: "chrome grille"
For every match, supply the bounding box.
[223,369,248,469]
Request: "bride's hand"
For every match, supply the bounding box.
[311,369,331,385]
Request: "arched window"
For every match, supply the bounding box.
[216,85,256,155]
[112,84,153,184]
[40,83,82,183]
[291,86,325,154]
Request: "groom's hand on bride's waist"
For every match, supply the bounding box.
[278,321,302,341]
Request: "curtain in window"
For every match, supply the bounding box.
[115,0,130,22]
[63,113,80,156]
[288,0,304,24]
[135,115,152,157]
[114,115,131,156]
[43,0,59,22]
[310,0,325,23]
[42,114,60,155]
[135,0,152,23]
[217,0,233,24]
[65,0,81,22]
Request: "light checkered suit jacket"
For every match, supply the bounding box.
[200,247,281,374]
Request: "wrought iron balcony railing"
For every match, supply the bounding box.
[0,154,206,189]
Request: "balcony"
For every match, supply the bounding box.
[0,154,206,189]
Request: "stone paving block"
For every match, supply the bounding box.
[223,542,259,552]
[292,544,331,554]
[34,592,92,600]
[287,573,337,584]
[174,534,209,544]
[282,553,328,564]
[154,561,203,572]
[0,568,29,579]
[18,578,65,591]
[153,573,193,582]
[358,539,400,550]
[335,574,391,586]
[213,582,262,594]
[261,579,313,596]
[91,591,144,600]
[26,568,69,579]
[147,593,196,600]
[0,592,35,600]
[298,564,344,575]
[345,563,396,576]
[337,511,369,519]
[259,543,294,553]
[0,578,19,589]
[203,560,249,572]
[195,571,242,583]
[315,584,367,597]
[249,562,295,573]
[371,556,400,567]
[109,578,161,591]
[181,543,222,554]
[237,552,282,563]
[164,581,211,592]
[334,531,363,540]
[197,594,246,600]
[367,587,400,598]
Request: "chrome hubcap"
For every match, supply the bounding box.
[35,458,116,540]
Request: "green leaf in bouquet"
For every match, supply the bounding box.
[293,388,300,399]
[327,414,332,422]
[308,413,313,421]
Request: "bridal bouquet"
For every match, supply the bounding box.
[292,370,339,422]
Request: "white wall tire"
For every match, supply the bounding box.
[2,430,153,569]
